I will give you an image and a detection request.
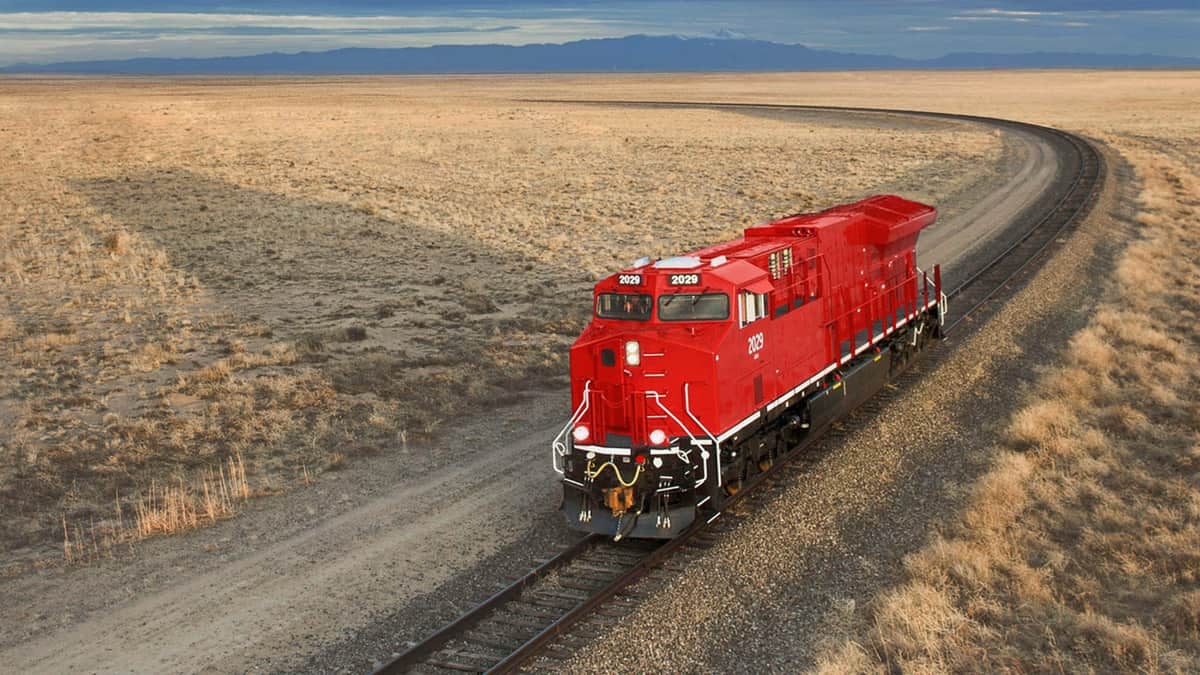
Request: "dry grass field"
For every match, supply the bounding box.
[3,70,1197,672]
[0,78,997,563]
[815,86,1200,673]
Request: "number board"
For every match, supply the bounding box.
[667,273,701,286]
[617,274,643,285]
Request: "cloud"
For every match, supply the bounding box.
[0,10,647,64]
[981,1,1194,10]
[0,11,524,33]
[906,25,949,32]
[949,15,1034,23]
[962,9,1063,17]
[0,25,524,37]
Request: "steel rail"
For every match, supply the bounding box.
[942,129,1102,330]
[370,103,1104,675]
[373,533,599,672]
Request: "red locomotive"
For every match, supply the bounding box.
[552,195,946,539]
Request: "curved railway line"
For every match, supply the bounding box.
[373,104,1104,675]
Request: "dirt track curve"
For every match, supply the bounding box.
[2,104,1068,674]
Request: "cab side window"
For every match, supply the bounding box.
[740,291,768,327]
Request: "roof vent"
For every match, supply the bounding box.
[653,256,702,270]
[710,255,728,268]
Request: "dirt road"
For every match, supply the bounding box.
[1,106,1059,674]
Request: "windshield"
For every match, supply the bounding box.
[596,293,652,321]
[658,293,730,321]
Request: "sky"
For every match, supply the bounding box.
[0,1,1197,66]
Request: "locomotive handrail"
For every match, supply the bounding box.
[684,383,723,488]
[645,390,709,488]
[826,267,933,365]
[552,380,592,474]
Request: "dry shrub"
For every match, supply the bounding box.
[131,342,170,372]
[905,537,996,592]
[813,641,874,675]
[1100,404,1149,434]
[1115,246,1167,297]
[226,342,298,369]
[962,451,1033,533]
[1158,591,1200,638]
[0,316,16,341]
[1051,365,1111,404]
[136,453,249,537]
[1009,400,1078,451]
[192,359,232,384]
[325,452,346,471]
[62,454,250,562]
[1068,327,1116,373]
[870,582,975,669]
[103,230,131,254]
[1069,612,1158,670]
[1108,318,1179,358]
[21,331,77,352]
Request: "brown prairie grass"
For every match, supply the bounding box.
[325,452,347,471]
[818,142,1200,672]
[136,453,249,538]
[62,453,250,563]
[102,230,131,255]
[0,316,16,341]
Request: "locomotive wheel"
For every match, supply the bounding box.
[757,456,774,472]
[723,479,743,496]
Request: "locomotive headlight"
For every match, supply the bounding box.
[624,340,641,366]
[572,425,590,442]
[649,428,667,446]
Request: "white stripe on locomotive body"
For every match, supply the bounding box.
[574,444,684,456]
[575,444,632,456]
[765,363,838,413]
[716,411,761,443]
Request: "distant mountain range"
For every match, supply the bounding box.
[2,34,1197,75]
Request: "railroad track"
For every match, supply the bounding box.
[371,105,1104,675]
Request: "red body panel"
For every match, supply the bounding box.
[568,195,937,449]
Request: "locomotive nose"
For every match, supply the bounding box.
[589,334,667,447]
